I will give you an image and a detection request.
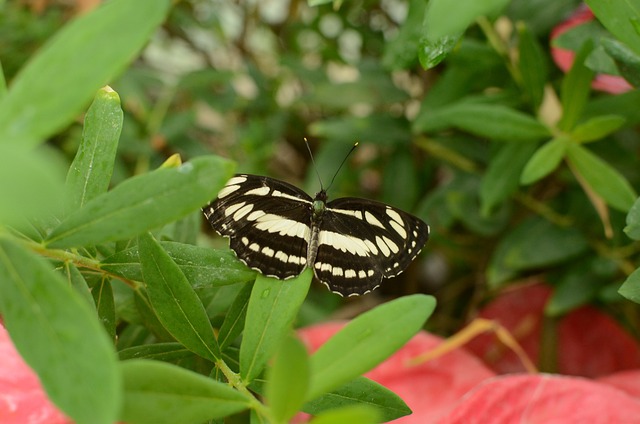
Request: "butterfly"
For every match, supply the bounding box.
[202,171,429,296]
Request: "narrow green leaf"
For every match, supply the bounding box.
[266,335,310,423]
[487,217,588,288]
[93,277,117,341]
[120,359,249,424]
[240,270,312,382]
[566,143,637,212]
[559,41,595,131]
[138,232,221,361]
[624,197,640,240]
[601,38,640,87]
[65,86,123,214]
[0,0,171,146]
[424,0,509,41]
[586,0,640,57]
[414,102,550,142]
[517,22,548,111]
[46,155,235,248]
[218,281,254,350]
[118,342,192,362]
[101,241,255,288]
[571,115,626,143]
[480,142,538,214]
[64,262,96,311]
[307,294,435,400]
[0,239,120,424]
[0,145,65,225]
[619,267,640,304]
[520,136,569,185]
[303,376,411,422]
[134,287,175,342]
[309,405,380,424]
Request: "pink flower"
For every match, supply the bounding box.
[0,322,71,424]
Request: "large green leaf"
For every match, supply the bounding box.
[0,239,120,424]
[520,136,569,185]
[586,0,640,57]
[307,294,435,400]
[624,197,640,240]
[0,0,171,146]
[119,359,249,424]
[101,241,255,287]
[65,86,123,214]
[265,335,310,423]
[619,267,640,304]
[558,41,594,131]
[566,143,637,212]
[424,0,510,41]
[303,377,411,422]
[414,102,550,142]
[240,270,312,382]
[46,155,234,248]
[138,232,220,361]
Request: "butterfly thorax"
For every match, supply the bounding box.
[312,190,328,221]
[307,190,328,267]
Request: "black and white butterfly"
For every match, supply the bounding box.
[203,170,429,296]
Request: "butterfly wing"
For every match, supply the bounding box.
[203,174,312,279]
[313,197,429,296]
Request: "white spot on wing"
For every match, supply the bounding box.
[386,207,403,224]
[227,176,247,186]
[249,243,260,252]
[218,184,241,198]
[365,211,385,229]
[261,246,274,257]
[254,214,310,240]
[224,202,246,217]
[245,186,271,196]
[330,208,364,220]
[358,270,366,278]
[375,235,391,256]
[233,203,254,220]
[319,230,371,256]
[383,236,399,254]
[345,269,357,278]
[333,267,343,276]
[389,219,407,238]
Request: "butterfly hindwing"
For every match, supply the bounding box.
[312,197,430,296]
[203,174,312,279]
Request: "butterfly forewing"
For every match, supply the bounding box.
[203,174,312,279]
[312,198,430,296]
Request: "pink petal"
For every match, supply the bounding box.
[299,322,495,422]
[597,369,640,399]
[466,283,640,377]
[438,374,640,423]
[0,323,71,424]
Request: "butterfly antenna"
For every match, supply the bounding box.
[305,137,325,190]
[326,142,358,192]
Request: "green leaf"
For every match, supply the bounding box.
[559,41,595,131]
[303,376,411,422]
[480,142,539,214]
[414,102,550,142]
[545,259,602,316]
[138,232,220,361]
[101,241,255,288]
[218,281,254,350]
[586,0,640,58]
[487,217,589,288]
[240,270,312,382]
[307,294,435,400]
[0,0,171,146]
[65,86,123,214]
[46,155,235,248]
[619,267,640,304]
[118,342,192,362]
[0,145,65,225]
[120,359,249,424]
[566,143,637,212]
[0,239,120,424]
[624,197,640,240]
[92,277,117,341]
[571,115,626,143]
[382,0,428,70]
[64,261,96,311]
[601,38,640,87]
[309,405,380,424]
[517,22,548,111]
[424,0,509,41]
[520,136,569,185]
[265,335,310,423]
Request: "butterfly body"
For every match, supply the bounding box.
[203,173,429,296]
